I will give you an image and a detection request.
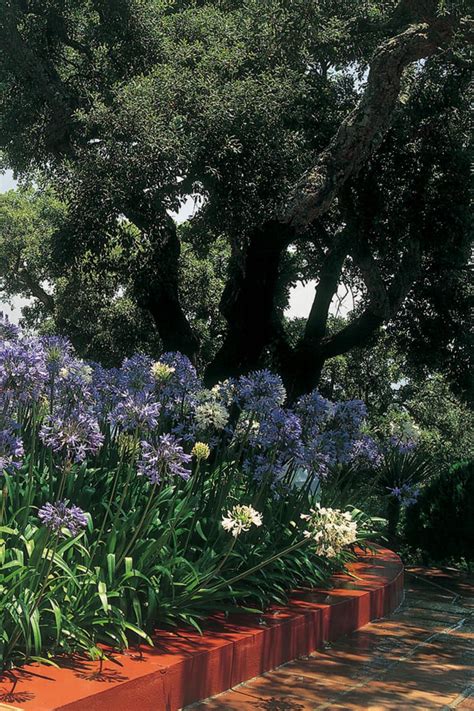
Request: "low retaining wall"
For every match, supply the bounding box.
[0,546,403,711]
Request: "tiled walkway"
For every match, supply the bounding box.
[188,567,474,710]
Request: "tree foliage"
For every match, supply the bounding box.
[0,0,471,397]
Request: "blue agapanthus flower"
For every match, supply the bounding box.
[138,434,192,484]
[109,392,161,432]
[350,435,382,466]
[302,437,338,478]
[91,363,121,416]
[159,352,200,399]
[236,369,286,413]
[332,400,367,434]
[243,407,304,483]
[38,500,88,536]
[0,420,24,474]
[119,353,154,394]
[254,408,303,455]
[296,390,334,437]
[0,337,48,405]
[388,483,420,507]
[40,408,104,462]
[0,312,20,341]
[41,336,75,376]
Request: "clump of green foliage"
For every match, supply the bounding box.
[404,460,474,568]
[0,320,380,671]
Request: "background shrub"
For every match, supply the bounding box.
[404,460,474,567]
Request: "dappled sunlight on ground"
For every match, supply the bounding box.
[189,567,474,710]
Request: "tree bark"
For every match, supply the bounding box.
[280,13,458,228]
[18,270,55,313]
[126,211,200,359]
[277,230,350,398]
[282,240,422,401]
[204,220,294,385]
[206,1,460,388]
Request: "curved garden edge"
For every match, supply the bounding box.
[0,545,403,711]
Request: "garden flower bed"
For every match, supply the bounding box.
[0,545,403,710]
[1,314,394,694]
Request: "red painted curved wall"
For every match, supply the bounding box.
[0,546,403,711]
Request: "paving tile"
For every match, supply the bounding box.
[319,680,457,710]
[231,671,343,706]
[277,654,378,685]
[193,687,315,710]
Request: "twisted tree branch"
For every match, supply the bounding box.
[280,11,459,229]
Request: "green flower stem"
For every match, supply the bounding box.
[23,403,38,525]
[0,484,7,526]
[205,537,309,595]
[116,481,159,568]
[109,429,140,534]
[199,535,237,587]
[55,460,72,502]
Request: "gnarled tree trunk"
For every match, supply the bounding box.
[206,1,459,392]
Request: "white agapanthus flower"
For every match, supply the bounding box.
[301,504,358,558]
[221,504,263,538]
[389,419,421,444]
[234,417,260,441]
[211,379,236,407]
[150,361,176,383]
[195,401,229,430]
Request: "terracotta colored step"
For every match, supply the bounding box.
[0,546,403,711]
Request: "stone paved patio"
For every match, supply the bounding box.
[187,567,474,710]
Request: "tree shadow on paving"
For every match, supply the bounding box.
[255,699,306,710]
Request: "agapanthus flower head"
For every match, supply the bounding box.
[221,504,263,537]
[155,352,200,403]
[40,408,104,462]
[349,435,382,467]
[296,391,334,436]
[109,392,161,432]
[119,354,154,394]
[254,408,302,453]
[301,504,358,558]
[302,438,336,479]
[150,361,176,383]
[138,434,192,484]
[0,337,48,404]
[0,312,20,341]
[195,401,229,431]
[243,451,288,483]
[236,370,286,413]
[192,441,211,460]
[54,358,95,412]
[38,500,88,537]
[0,420,24,474]
[41,336,74,376]
[333,400,367,434]
[91,363,121,415]
[243,408,303,483]
[388,483,420,507]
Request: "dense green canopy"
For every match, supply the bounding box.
[0,0,471,399]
